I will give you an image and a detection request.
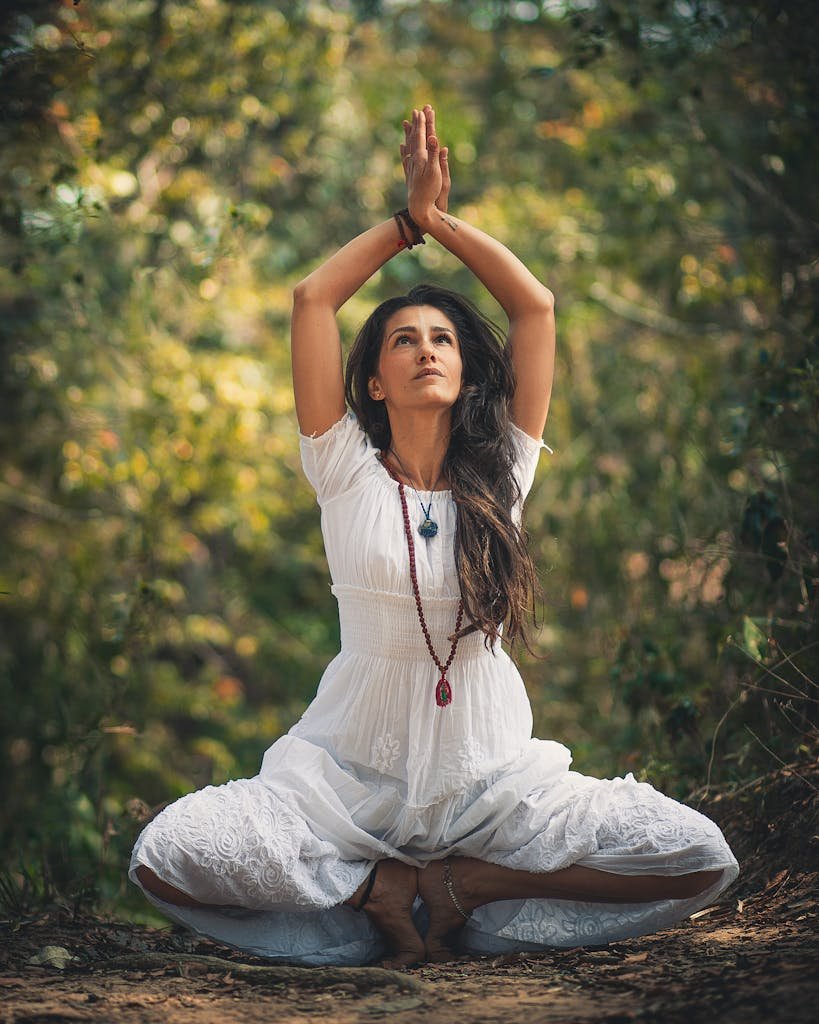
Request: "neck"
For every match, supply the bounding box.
[387,410,451,491]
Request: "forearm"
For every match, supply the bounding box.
[412,207,554,321]
[293,218,404,312]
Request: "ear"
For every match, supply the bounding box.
[368,376,384,401]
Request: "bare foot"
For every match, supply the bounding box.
[351,860,424,968]
[418,857,478,963]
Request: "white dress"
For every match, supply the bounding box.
[130,413,738,965]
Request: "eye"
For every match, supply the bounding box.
[434,333,453,345]
[394,334,413,346]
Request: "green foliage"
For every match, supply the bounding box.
[0,0,816,914]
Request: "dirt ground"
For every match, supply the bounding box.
[2,763,817,1024]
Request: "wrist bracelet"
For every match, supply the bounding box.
[400,208,425,246]
[393,210,411,250]
[393,208,425,250]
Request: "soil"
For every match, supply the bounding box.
[1,763,817,1024]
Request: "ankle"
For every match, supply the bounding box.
[442,859,471,920]
[348,864,378,912]
[451,857,506,909]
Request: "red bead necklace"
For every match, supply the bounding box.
[381,454,464,707]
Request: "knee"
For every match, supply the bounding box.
[135,865,168,899]
[135,865,200,907]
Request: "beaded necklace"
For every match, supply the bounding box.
[380,453,464,707]
[388,446,442,539]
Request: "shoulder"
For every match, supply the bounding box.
[509,420,552,459]
[508,421,552,502]
[299,412,381,503]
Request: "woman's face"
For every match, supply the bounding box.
[368,305,463,416]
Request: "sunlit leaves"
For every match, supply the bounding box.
[1,0,816,911]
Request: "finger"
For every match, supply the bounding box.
[402,121,412,168]
[438,148,450,213]
[414,107,428,158]
[440,146,450,185]
[425,104,436,142]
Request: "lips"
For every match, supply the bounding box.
[414,368,443,379]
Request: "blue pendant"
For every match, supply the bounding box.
[418,518,438,538]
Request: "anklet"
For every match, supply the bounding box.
[442,860,470,920]
[354,864,378,912]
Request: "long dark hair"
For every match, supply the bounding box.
[345,284,539,648]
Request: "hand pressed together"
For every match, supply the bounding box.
[401,104,450,225]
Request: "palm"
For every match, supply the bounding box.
[400,105,451,214]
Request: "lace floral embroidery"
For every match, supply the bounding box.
[455,737,483,775]
[371,733,401,774]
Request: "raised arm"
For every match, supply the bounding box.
[404,106,556,440]
[291,119,452,438]
[291,222,401,438]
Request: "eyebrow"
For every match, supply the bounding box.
[387,325,455,339]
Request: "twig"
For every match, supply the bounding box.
[775,699,819,738]
[588,280,720,338]
[93,952,425,993]
[686,107,815,236]
[769,641,819,690]
[704,692,744,793]
[739,681,819,705]
[729,639,814,701]
[690,759,819,804]
[0,481,108,523]
[743,728,819,793]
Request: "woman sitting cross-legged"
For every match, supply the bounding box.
[131,105,738,967]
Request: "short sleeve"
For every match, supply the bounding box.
[510,422,551,503]
[299,412,376,505]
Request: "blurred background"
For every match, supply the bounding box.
[1,0,816,920]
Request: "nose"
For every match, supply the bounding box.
[417,336,437,362]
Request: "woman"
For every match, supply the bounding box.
[131,106,738,967]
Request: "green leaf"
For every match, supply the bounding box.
[741,617,768,661]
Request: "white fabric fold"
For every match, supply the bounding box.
[131,412,738,964]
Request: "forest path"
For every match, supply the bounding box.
[2,764,817,1024]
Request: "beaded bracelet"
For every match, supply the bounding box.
[393,207,425,250]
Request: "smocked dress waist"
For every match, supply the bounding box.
[333,584,491,662]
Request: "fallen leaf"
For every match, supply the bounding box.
[26,945,77,970]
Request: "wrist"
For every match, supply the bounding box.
[407,204,437,234]
[394,208,426,249]
[415,205,459,236]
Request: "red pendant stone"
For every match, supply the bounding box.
[382,466,463,709]
[435,677,452,708]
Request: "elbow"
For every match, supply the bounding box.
[292,278,314,307]
[513,286,555,321]
[292,276,341,314]
[536,286,556,313]
[516,285,555,317]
